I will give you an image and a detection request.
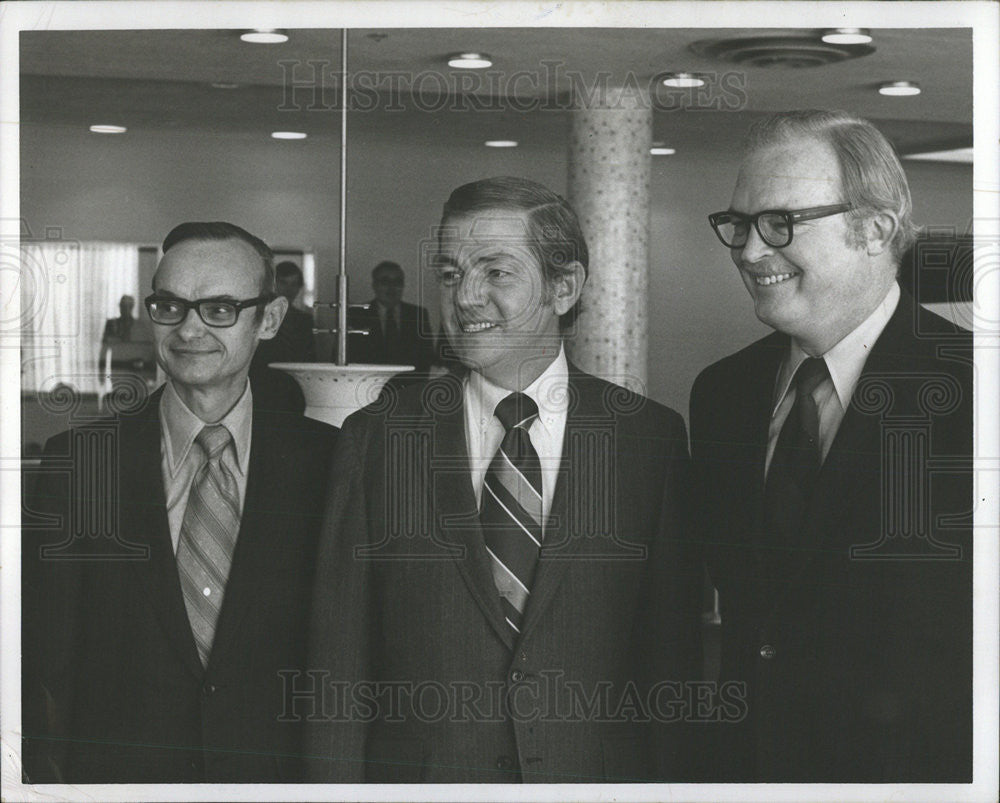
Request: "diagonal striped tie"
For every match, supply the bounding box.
[480,392,543,636]
[176,425,241,666]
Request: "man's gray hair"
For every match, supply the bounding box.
[744,109,919,261]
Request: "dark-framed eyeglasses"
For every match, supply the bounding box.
[144,294,274,328]
[708,203,853,249]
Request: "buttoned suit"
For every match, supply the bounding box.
[22,385,337,783]
[304,364,702,782]
[689,292,972,781]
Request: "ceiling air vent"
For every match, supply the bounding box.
[689,35,874,68]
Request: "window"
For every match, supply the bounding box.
[21,242,141,395]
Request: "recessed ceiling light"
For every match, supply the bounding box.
[661,72,705,88]
[879,81,921,97]
[210,82,239,90]
[448,52,492,69]
[821,28,872,45]
[485,140,517,148]
[903,147,973,164]
[650,146,676,156]
[90,124,127,134]
[271,131,307,140]
[240,29,288,44]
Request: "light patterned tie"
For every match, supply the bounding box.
[176,425,240,666]
[480,393,543,635]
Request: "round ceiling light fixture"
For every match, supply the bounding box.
[661,72,705,88]
[89,124,127,134]
[448,52,493,69]
[240,29,288,44]
[271,131,308,140]
[878,80,921,97]
[821,28,872,45]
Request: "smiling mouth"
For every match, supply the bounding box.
[459,321,498,333]
[748,271,797,286]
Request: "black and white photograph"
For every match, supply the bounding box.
[2,2,997,801]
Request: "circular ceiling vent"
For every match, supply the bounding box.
[689,35,875,68]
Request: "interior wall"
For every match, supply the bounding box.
[20,121,973,417]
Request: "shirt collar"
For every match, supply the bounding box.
[774,282,900,415]
[160,379,254,478]
[466,344,569,436]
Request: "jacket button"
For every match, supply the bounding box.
[203,682,217,695]
[511,670,524,682]
[496,755,514,771]
[759,644,776,660]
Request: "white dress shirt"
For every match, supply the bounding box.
[159,379,253,552]
[464,345,570,533]
[766,282,900,476]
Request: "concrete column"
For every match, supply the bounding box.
[566,84,652,394]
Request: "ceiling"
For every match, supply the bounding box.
[20,27,973,154]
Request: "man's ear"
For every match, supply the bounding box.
[258,296,288,341]
[550,261,587,317]
[865,210,899,257]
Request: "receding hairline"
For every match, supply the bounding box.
[153,235,269,291]
[736,136,843,186]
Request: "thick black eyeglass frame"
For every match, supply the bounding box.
[708,203,853,249]
[144,294,275,328]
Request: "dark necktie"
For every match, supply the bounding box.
[175,425,240,666]
[382,310,399,362]
[480,393,543,635]
[763,357,829,545]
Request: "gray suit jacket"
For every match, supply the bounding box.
[304,364,702,783]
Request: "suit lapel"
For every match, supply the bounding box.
[766,297,914,591]
[205,406,274,670]
[804,294,913,552]
[123,396,204,680]
[432,380,514,649]
[367,300,385,353]
[732,336,787,590]
[747,339,785,535]
[518,368,590,639]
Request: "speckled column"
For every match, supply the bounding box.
[566,84,651,394]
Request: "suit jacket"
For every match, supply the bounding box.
[22,386,337,783]
[304,364,702,783]
[345,300,436,372]
[689,291,972,782]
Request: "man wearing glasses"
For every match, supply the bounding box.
[692,110,972,781]
[23,222,337,783]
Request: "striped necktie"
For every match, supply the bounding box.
[176,425,241,666]
[764,356,829,545]
[480,392,543,635]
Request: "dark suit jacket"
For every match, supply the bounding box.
[345,300,436,372]
[22,386,337,783]
[689,292,972,782]
[304,364,702,783]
